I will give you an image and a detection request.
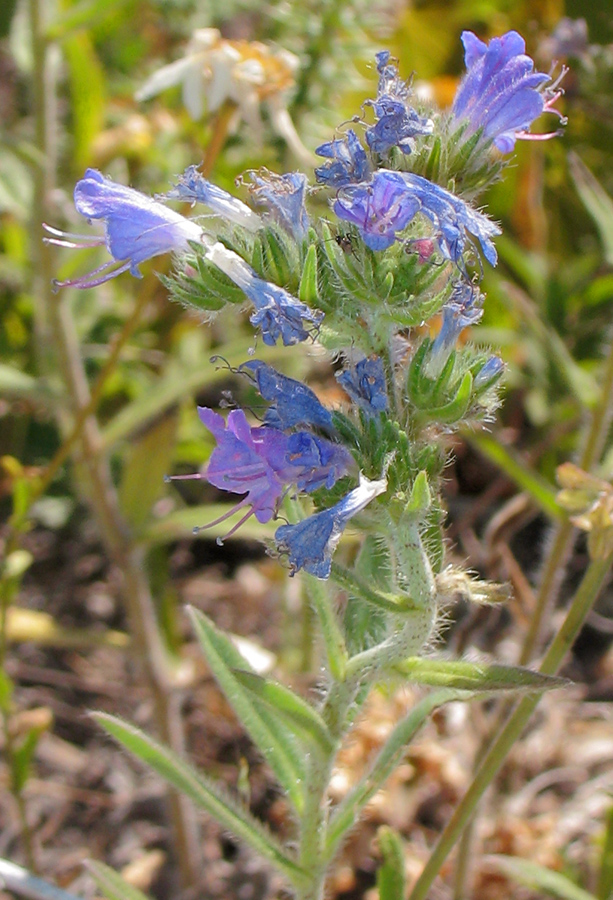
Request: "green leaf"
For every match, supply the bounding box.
[376,827,406,900]
[425,371,472,424]
[12,726,44,793]
[463,428,563,521]
[393,658,567,692]
[0,0,17,38]
[485,855,596,900]
[405,471,431,515]
[118,412,178,531]
[48,0,132,39]
[87,861,152,900]
[597,805,613,900]
[94,713,308,889]
[569,152,613,267]
[0,670,14,713]
[298,244,319,305]
[188,608,307,813]
[62,31,106,174]
[326,689,460,859]
[101,340,287,449]
[231,669,335,756]
[0,363,57,404]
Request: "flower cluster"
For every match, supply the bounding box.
[47,30,564,580]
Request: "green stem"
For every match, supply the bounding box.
[520,325,613,664]
[25,0,200,882]
[453,327,613,897]
[303,573,348,682]
[408,549,613,900]
[330,562,417,612]
[295,677,360,900]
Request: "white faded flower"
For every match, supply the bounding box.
[135,28,312,165]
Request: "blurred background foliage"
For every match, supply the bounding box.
[1,0,612,520]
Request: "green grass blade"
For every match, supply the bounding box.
[463,428,563,521]
[87,861,152,900]
[485,855,596,900]
[597,805,613,900]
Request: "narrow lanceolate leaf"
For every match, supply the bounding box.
[484,855,596,900]
[393,658,567,693]
[231,669,335,756]
[94,714,308,889]
[326,689,460,859]
[188,607,307,813]
[376,827,407,900]
[298,243,319,304]
[569,152,613,267]
[87,861,153,900]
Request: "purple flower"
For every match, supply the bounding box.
[337,356,388,414]
[275,474,387,578]
[44,168,204,289]
[205,242,323,345]
[245,170,309,242]
[364,51,434,154]
[334,170,420,251]
[451,31,561,154]
[169,407,352,539]
[239,360,334,431]
[315,130,371,189]
[164,166,261,231]
[198,407,287,526]
[426,282,483,378]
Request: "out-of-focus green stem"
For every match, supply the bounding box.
[453,326,613,897]
[409,549,613,900]
[520,326,613,664]
[24,0,201,884]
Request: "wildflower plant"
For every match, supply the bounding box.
[49,31,570,899]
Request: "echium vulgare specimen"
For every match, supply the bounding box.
[50,30,566,900]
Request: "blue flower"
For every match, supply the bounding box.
[474,355,504,389]
[334,170,420,251]
[245,170,309,242]
[333,169,500,264]
[164,166,262,231]
[315,130,371,189]
[44,168,204,289]
[239,360,334,431]
[364,51,434,154]
[205,242,323,345]
[337,356,388,414]
[426,282,483,378]
[451,31,557,153]
[275,474,387,578]
[286,432,353,492]
[398,173,501,267]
